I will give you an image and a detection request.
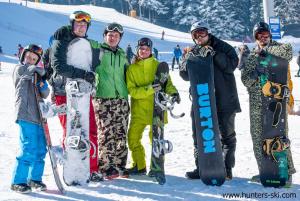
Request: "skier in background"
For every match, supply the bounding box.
[126,37,180,176]
[16,44,23,58]
[161,30,165,40]
[179,21,240,180]
[295,50,300,77]
[171,44,182,71]
[126,44,134,64]
[11,44,49,193]
[50,10,103,182]
[241,22,295,187]
[237,44,250,70]
[153,47,158,59]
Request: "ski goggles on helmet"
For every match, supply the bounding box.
[27,44,43,56]
[192,28,208,39]
[72,12,91,23]
[137,37,153,48]
[105,23,124,34]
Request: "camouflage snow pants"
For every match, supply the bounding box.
[93,98,129,172]
[249,91,296,175]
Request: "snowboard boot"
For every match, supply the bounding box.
[251,174,260,183]
[185,169,200,179]
[153,172,166,185]
[148,170,155,178]
[90,172,104,182]
[127,166,146,175]
[11,183,31,194]
[226,168,233,180]
[28,180,47,191]
[118,167,129,178]
[104,166,119,180]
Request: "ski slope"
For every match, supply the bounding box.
[1,1,300,201]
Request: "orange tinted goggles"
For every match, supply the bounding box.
[192,29,208,39]
[74,13,91,23]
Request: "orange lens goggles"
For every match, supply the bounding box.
[192,29,208,39]
[74,13,91,23]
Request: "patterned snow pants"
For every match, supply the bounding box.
[93,98,129,172]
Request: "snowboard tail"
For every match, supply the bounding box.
[187,55,225,186]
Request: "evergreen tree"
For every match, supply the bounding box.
[274,0,300,25]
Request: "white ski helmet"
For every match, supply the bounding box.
[190,21,210,34]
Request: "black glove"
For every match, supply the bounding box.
[255,48,267,57]
[84,71,95,84]
[152,83,162,92]
[171,93,181,104]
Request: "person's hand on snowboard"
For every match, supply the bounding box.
[171,93,181,104]
[84,71,95,84]
[27,65,46,76]
[152,83,162,92]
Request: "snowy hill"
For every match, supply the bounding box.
[1,1,300,201]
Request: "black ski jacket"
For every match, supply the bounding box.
[180,34,241,113]
[50,25,100,95]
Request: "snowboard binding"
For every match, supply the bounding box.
[155,92,185,119]
[262,81,289,100]
[262,136,290,162]
[152,139,173,158]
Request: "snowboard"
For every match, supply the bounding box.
[187,54,226,186]
[150,62,172,185]
[259,53,290,188]
[33,74,65,194]
[63,38,93,186]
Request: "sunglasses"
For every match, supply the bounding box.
[192,29,208,39]
[256,31,270,40]
[106,24,124,33]
[74,13,91,23]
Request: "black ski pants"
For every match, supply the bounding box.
[191,106,237,171]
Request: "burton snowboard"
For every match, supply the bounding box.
[150,62,173,185]
[259,53,290,188]
[34,74,65,194]
[187,53,225,186]
[63,38,94,185]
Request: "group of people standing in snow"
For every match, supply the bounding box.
[10,9,296,194]
[11,10,180,193]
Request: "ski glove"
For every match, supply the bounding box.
[152,83,162,92]
[171,93,181,104]
[27,65,46,76]
[84,71,95,84]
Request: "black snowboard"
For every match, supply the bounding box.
[259,53,290,188]
[187,54,225,186]
[150,62,170,185]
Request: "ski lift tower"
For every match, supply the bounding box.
[263,0,281,40]
[262,0,275,23]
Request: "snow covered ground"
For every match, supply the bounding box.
[0,1,300,201]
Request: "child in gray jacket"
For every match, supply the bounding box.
[11,44,50,194]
